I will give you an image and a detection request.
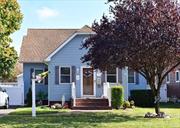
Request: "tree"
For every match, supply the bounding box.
[82,0,180,115]
[0,0,23,81]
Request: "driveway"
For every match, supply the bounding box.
[0,109,15,117]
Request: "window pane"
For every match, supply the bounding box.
[176,72,179,81]
[61,67,70,75]
[35,70,43,76]
[128,69,135,83]
[61,76,70,83]
[107,76,116,83]
[107,68,116,74]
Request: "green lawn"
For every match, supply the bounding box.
[0,104,179,128]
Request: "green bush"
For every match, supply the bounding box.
[111,85,124,109]
[26,88,32,107]
[123,101,131,109]
[130,90,154,107]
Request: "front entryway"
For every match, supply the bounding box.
[83,68,94,95]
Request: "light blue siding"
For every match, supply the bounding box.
[23,63,48,100]
[128,74,147,95]
[48,35,93,101]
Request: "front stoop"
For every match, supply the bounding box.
[71,98,112,110]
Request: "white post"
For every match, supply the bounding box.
[122,67,128,100]
[32,79,36,117]
[72,82,76,106]
[107,82,111,107]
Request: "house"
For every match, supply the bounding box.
[19,25,151,109]
[165,68,180,101]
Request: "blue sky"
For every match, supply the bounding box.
[11,0,109,55]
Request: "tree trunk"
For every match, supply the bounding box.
[154,90,161,115]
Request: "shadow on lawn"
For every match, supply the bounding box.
[0,112,143,127]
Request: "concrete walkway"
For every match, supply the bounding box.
[0,109,15,117]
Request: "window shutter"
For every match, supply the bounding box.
[45,68,48,85]
[72,66,76,83]
[55,66,59,85]
[30,68,34,85]
[135,72,139,84]
[101,71,106,84]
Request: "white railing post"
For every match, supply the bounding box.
[32,79,36,117]
[71,82,76,106]
[107,82,111,107]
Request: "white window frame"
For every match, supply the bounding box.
[105,68,118,84]
[59,66,72,84]
[128,70,136,84]
[166,73,170,83]
[34,68,45,84]
[175,70,180,82]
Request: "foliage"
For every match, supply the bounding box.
[130,90,154,107]
[26,88,32,107]
[123,101,130,109]
[111,86,124,109]
[82,0,180,114]
[0,0,23,81]
[37,91,47,105]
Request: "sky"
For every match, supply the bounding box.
[11,0,109,55]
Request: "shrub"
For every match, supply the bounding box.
[37,91,48,105]
[130,90,154,107]
[123,101,131,109]
[111,85,124,109]
[26,88,32,107]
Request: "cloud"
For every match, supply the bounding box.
[37,7,59,19]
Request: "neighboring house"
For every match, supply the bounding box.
[19,25,153,109]
[165,68,180,100]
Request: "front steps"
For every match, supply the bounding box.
[71,98,112,110]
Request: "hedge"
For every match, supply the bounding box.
[130,90,154,107]
[111,86,124,109]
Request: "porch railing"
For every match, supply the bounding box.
[71,82,76,106]
[103,82,111,107]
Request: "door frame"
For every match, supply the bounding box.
[80,66,96,97]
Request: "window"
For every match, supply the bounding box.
[35,69,44,84]
[175,70,179,82]
[128,69,135,83]
[60,67,71,83]
[166,73,170,83]
[106,68,117,83]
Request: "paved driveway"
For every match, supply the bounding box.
[0,109,15,117]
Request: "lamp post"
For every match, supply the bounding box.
[31,71,48,117]
[31,72,36,117]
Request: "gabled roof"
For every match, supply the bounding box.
[19,25,93,63]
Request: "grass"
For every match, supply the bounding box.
[0,103,179,128]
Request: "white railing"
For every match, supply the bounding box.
[71,82,76,106]
[103,82,111,107]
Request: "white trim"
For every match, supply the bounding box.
[34,68,45,85]
[80,66,96,97]
[59,66,72,84]
[166,73,170,83]
[45,32,95,61]
[175,70,180,82]
[105,68,118,84]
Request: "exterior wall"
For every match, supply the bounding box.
[128,73,147,96]
[23,63,48,100]
[48,35,92,102]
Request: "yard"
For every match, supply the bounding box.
[0,103,179,128]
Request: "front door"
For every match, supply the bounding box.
[83,68,94,95]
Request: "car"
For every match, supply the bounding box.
[0,87,9,109]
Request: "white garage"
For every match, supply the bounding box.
[0,74,24,106]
